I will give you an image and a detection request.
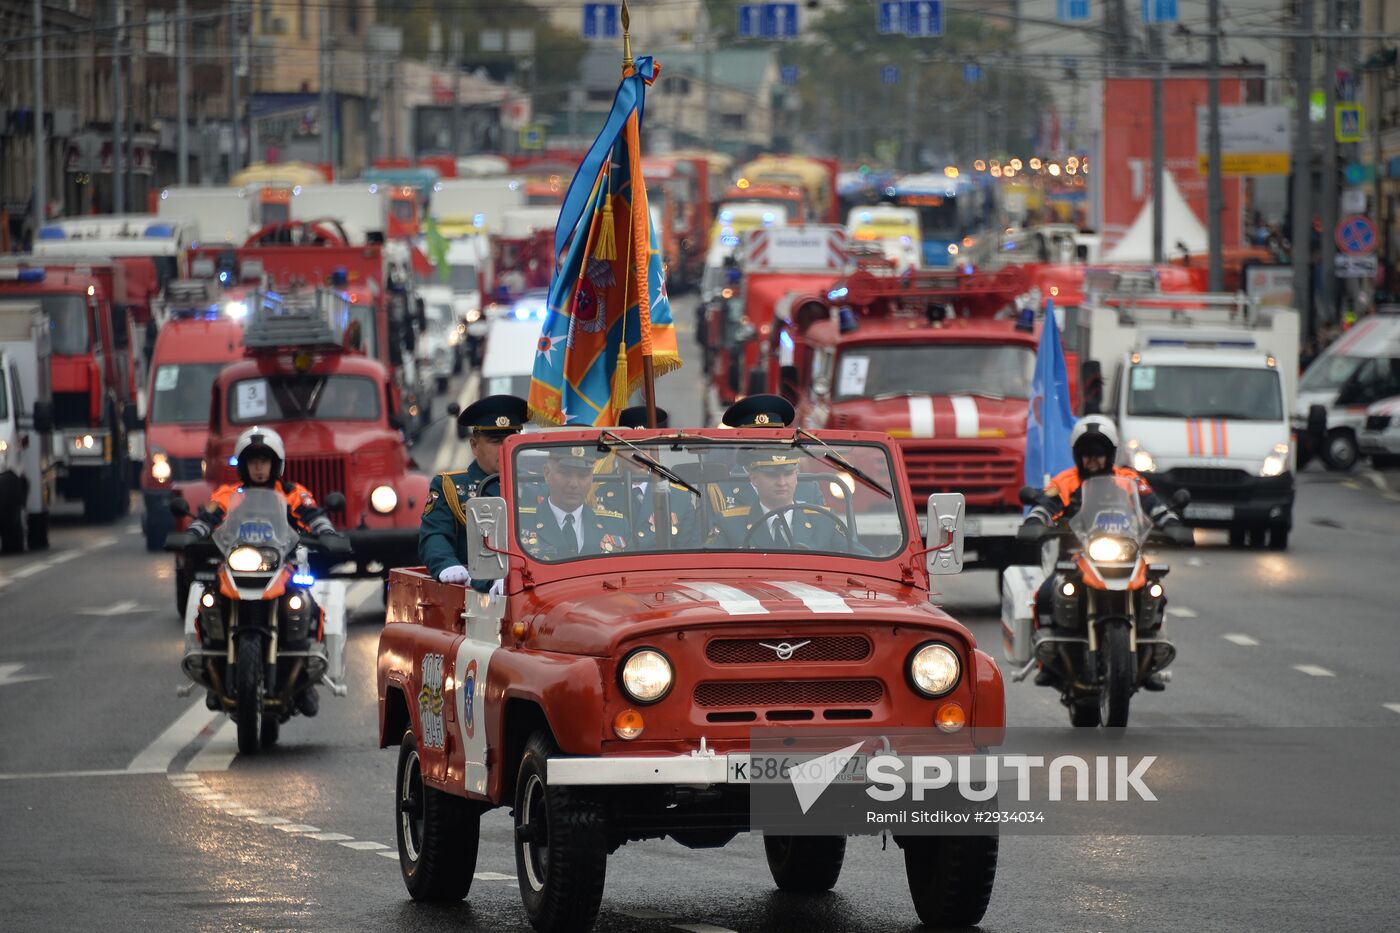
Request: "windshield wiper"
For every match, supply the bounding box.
[597,431,700,498]
[792,428,892,498]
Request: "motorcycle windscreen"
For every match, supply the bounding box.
[1070,475,1150,545]
[212,487,298,555]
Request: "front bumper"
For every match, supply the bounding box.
[1145,470,1295,528]
[549,751,740,787]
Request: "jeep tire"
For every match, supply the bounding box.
[901,832,998,928]
[395,729,480,901]
[763,833,845,893]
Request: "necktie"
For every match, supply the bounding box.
[769,512,792,547]
[561,513,579,556]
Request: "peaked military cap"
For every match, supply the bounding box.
[742,449,803,471]
[722,394,795,429]
[459,394,529,434]
[618,405,669,429]
[548,444,602,471]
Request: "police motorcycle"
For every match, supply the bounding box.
[168,490,350,754]
[1014,476,1192,729]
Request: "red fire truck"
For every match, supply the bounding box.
[641,155,714,292]
[0,265,137,521]
[771,265,1061,572]
[377,427,1001,932]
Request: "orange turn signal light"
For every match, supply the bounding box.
[613,709,645,740]
[936,702,966,733]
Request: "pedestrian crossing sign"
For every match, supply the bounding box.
[1336,104,1363,143]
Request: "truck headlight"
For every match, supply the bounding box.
[1131,448,1156,473]
[228,546,277,573]
[151,452,172,483]
[370,484,398,513]
[620,648,673,703]
[1260,443,1289,477]
[909,642,960,697]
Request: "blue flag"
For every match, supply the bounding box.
[1024,299,1076,490]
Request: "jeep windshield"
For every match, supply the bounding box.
[511,437,907,562]
[832,344,1034,401]
[228,374,382,424]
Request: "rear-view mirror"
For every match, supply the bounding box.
[924,493,965,577]
[465,496,508,581]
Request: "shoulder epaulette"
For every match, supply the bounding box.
[721,506,751,518]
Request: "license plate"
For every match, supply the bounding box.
[1185,503,1234,520]
[727,753,867,784]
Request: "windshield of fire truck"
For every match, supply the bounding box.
[228,374,382,424]
[1126,365,1283,421]
[40,294,91,356]
[150,363,223,424]
[340,305,379,358]
[832,344,1035,401]
[510,438,906,563]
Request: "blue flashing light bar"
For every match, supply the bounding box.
[38,226,65,240]
[144,223,175,238]
[827,286,849,301]
[292,572,316,587]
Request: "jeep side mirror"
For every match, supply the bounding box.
[1306,404,1327,438]
[323,491,347,512]
[33,400,53,434]
[169,496,192,518]
[1019,485,1041,506]
[464,496,508,581]
[924,493,965,577]
[122,404,141,431]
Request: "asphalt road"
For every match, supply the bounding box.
[2,294,1398,933]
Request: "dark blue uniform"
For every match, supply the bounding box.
[518,498,633,560]
[713,502,853,551]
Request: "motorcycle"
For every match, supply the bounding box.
[168,488,350,754]
[1014,475,1193,730]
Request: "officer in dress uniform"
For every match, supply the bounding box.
[419,394,527,584]
[713,449,852,551]
[592,405,701,549]
[519,446,633,560]
[713,394,827,512]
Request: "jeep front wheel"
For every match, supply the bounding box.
[763,833,845,892]
[395,729,480,901]
[901,833,998,928]
[514,730,607,933]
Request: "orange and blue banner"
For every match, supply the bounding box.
[528,56,681,426]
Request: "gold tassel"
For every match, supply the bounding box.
[593,170,617,261]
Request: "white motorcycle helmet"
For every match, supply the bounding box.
[234,426,286,485]
[1069,415,1119,474]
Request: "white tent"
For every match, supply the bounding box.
[1104,171,1210,263]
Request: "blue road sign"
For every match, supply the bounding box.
[878,0,905,34]
[1336,215,1377,255]
[1058,0,1090,21]
[738,4,759,38]
[963,63,982,83]
[761,3,799,39]
[1142,0,1178,24]
[905,0,943,37]
[581,4,619,39]
[881,65,901,85]
[780,64,800,86]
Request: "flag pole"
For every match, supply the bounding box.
[620,1,660,429]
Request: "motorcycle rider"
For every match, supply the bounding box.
[187,425,345,715]
[1022,415,1188,690]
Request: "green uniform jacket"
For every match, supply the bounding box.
[418,461,499,585]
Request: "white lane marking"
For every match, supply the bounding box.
[376,850,400,860]
[474,871,517,881]
[340,840,390,851]
[127,525,142,534]
[0,663,48,687]
[679,582,768,616]
[77,599,145,616]
[274,823,322,834]
[907,397,935,438]
[306,832,354,842]
[0,767,164,780]
[1186,557,1203,567]
[1384,704,1400,715]
[126,700,220,773]
[617,908,675,920]
[187,719,239,772]
[1293,665,1336,677]
[768,580,853,614]
[1166,607,1198,619]
[1360,468,1389,492]
[950,395,979,438]
[248,816,291,825]
[1222,634,1259,646]
[166,775,203,785]
[10,562,54,579]
[0,535,119,586]
[673,924,740,933]
[224,808,264,817]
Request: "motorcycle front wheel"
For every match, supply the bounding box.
[235,636,263,755]
[1099,623,1133,731]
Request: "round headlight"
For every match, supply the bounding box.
[151,455,172,483]
[909,642,960,697]
[620,648,673,704]
[1087,536,1130,562]
[1132,449,1156,473]
[370,484,399,514]
[228,546,267,572]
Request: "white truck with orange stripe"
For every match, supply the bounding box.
[1078,293,1299,549]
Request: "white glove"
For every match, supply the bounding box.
[487,579,504,597]
[439,565,471,585]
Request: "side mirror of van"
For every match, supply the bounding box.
[33,401,53,434]
[1306,404,1327,438]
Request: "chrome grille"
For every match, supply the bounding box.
[706,636,871,665]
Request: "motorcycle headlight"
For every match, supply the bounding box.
[909,642,960,697]
[620,648,673,704]
[228,546,278,573]
[370,484,399,514]
[150,451,172,483]
[1260,443,1289,477]
[1087,536,1133,562]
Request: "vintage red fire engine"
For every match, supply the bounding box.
[377,426,1003,932]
